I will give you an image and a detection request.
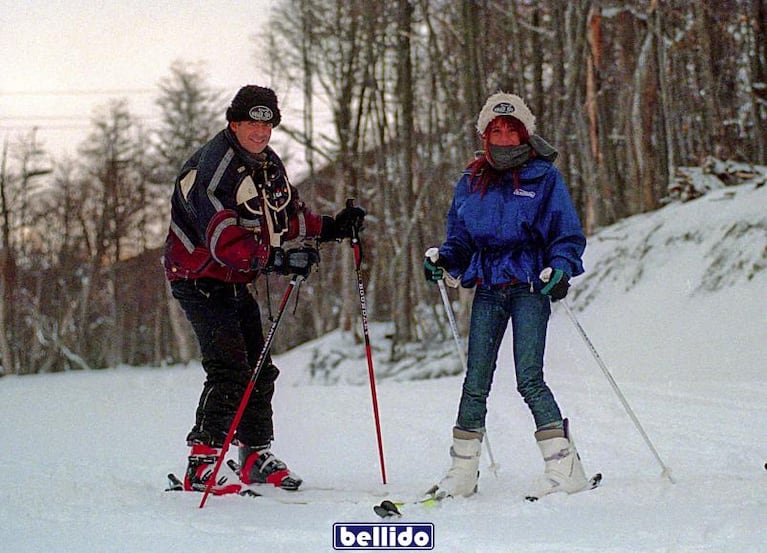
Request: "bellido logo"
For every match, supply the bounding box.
[248,105,274,122]
[333,523,434,550]
[492,102,516,115]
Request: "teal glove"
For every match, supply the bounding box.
[424,257,444,283]
[540,267,570,302]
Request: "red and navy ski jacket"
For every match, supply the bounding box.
[163,129,325,283]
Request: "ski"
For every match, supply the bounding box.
[165,471,383,506]
[373,473,603,517]
[372,485,449,519]
[373,495,444,518]
[166,472,314,502]
[525,472,603,502]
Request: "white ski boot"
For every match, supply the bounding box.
[430,427,482,498]
[527,418,589,500]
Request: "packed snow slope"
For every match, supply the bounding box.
[1,181,765,552]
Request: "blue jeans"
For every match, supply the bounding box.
[456,284,562,431]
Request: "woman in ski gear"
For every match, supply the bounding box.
[424,92,590,499]
[164,85,364,493]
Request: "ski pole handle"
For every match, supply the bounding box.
[343,197,365,246]
[425,247,439,263]
[425,247,460,288]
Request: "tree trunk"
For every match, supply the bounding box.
[166,283,196,363]
[749,0,767,159]
[0,248,16,375]
[391,0,416,350]
[0,145,14,375]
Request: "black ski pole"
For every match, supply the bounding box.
[199,274,303,509]
[347,199,387,485]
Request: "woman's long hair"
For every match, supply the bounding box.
[466,116,530,196]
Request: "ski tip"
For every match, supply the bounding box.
[419,495,443,507]
[382,500,402,514]
[525,472,602,502]
[373,505,394,518]
[165,473,184,492]
[373,500,402,518]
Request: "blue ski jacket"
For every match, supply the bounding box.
[438,157,586,290]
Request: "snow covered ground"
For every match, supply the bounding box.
[1,181,765,552]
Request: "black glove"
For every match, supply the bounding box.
[280,246,320,277]
[540,267,570,302]
[333,205,366,239]
[263,247,286,273]
[318,216,339,242]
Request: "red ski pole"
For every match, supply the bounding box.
[199,274,302,509]
[347,199,387,485]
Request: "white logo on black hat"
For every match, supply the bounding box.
[492,102,516,115]
[249,106,274,121]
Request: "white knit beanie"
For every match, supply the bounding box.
[476,92,536,136]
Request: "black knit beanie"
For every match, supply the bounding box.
[225,85,281,127]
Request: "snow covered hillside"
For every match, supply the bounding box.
[1,181,765,552]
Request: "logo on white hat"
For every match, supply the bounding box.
[477,92,536,135]
[249,106,274,121]
[492,102,516,116]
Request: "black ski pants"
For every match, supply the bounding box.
[171,278,279,448]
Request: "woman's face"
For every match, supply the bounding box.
[486,117,521,146]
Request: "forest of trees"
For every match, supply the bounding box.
[1,0,765,375]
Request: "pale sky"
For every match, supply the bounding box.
[0,0,305,165]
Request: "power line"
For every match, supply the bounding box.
[0,88,157,97]
[0,116,88,121]
[0,115,161,122]
[1,124,95,131]
[0,84,235,97]
[0,113,161,133]
[0,115,160,132]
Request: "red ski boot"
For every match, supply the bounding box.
[184,443,242,495]
[238,444,302,490]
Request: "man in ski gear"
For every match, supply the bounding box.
[164,85,365,493]
[424,92,590,499]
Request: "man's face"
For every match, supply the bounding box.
[230,120,273,154]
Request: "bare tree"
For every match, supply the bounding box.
[5,1,767,374]
[0,140,15,375]
[153,60,223,185]
[0,130,52,374]
[152,61,222,363]
[77,100,147,367]
[749,0,767,159]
